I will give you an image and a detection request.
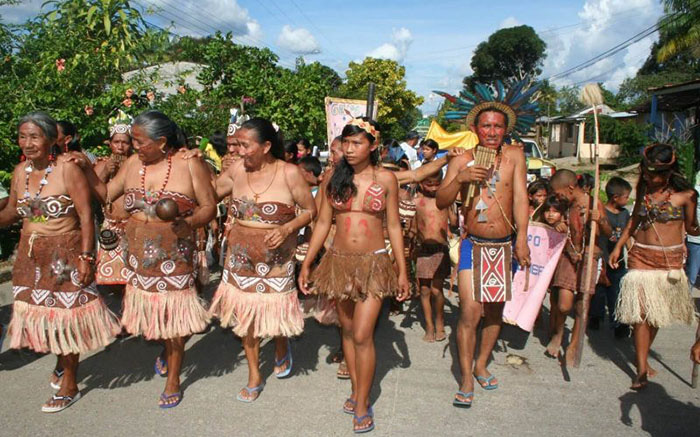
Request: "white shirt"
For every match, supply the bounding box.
[399,141,420,170]
[689,184,700,244]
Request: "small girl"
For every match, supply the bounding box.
[528,179,550,218]
[535,194,568,231]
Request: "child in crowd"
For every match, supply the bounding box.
[578,173,595,195]
[413,172,457,342]
[547,170,611,363]
[420,139,440,164]
[528,179,550,218]
[590,177,632,337]
[536,194,568,229]
[298,156,322,197]
[685,170,700,287]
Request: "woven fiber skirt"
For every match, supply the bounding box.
[310,247,398,302]
[616,242,695,328]
[9,230,120,355]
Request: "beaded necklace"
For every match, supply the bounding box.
[23,161,53,223]
[140,152,172,205]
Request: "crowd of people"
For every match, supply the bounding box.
[0,82,699,433]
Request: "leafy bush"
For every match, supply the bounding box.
[584,114,650,165]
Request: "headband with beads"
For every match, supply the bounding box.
[642,144,676,172]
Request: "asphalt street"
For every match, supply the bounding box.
[0,275,699,437]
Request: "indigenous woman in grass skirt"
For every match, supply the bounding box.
[0,112,120,413]
[68,110,217,408]
[209,117,316,403]
[609,143,699,390]
[94,111,132,290]
[299,118,411,434]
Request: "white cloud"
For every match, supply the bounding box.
[367,27,413,63]
[277,25,320,55]
[0,0,45,23]
[542,0,662,91]
[499,16,520,29]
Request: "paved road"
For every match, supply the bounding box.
[0,277,699,437]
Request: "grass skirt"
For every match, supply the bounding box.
[310,248,398,302]
[616,269,695,327]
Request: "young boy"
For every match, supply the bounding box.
[414,172,457,342]
[591,177,632,338]
[547,170,612,363]
[298,156,322,196]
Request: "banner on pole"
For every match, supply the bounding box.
[503,222,567,332]
[324,97,379,147]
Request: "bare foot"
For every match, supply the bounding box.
[422,330,436,342]
[631,373,648,390]
[545,339,560,359]
[647,363,657,378]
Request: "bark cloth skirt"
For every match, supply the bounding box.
[9,230,120,355]
[209,221,304,338]
[96,216,129,285]
[310,247,398,302]
[122,219,209,340]
[615,242,695,328]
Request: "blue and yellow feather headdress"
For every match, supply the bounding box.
[433,78,540,139]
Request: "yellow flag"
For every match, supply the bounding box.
[426,120,478,150]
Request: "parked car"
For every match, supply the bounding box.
[522,139,556,182]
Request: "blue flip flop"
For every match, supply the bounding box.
[237,384,265,403]
[343,398,357,415]
[154,354,168,377]
[274,340,293,379]
[159,391,182,409]
[475,375,499,390]
[353,406,375,434]
[452,391,473,408]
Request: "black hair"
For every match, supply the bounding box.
[527,179,550,197]
[550,168,577,189]
[240,117,284,160]
[405,130,419,140]
[398,159,410,170]
[284,140,298,163]
[297,138,311,150]
[299,156,322,177]
[605,176,632,200]
[474,108,509,127]
[421,138,439,152]
[536,194,568,224]
[176,127,189,149]
[422,170,443,182]
[636,143,694,201]
[57,120,81,152]
[577,173,595,189]
[383,138,400,149]
[332,135,342,143]
[209,131,227,156]
[328,117,380,203]
[132,110,179,149]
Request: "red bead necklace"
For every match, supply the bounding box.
[140,152,172,205]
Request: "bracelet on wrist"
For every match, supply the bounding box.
[79,252,96,265]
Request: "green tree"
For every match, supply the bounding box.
[657,0,700,62]
[556,85,586,116]
[339,57,424,140]
[463,25,546,88]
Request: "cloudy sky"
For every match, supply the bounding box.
[0,0,664,115]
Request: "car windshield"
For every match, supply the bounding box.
[523,141,541,159]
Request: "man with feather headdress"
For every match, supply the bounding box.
[435,79,535,407]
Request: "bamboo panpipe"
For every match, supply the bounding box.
[465,146,497,204]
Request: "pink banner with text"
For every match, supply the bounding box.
[503,222,566,332]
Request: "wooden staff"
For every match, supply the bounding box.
[693,323,700,388]
[573,83,604,368]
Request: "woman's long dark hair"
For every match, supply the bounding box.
[636,143,694,203]
[327,117,380,203]
[240,117,284,160]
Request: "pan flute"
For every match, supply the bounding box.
[465,146,497,205]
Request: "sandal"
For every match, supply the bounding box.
[154,353,168,377]
[41,391,81,413]
[343,397,357,415]
[435,330,447,342]
[49,368,64,391]
[353,406,375,433]
[474,374,498,390]
[631,373,648,391]
[236,384,265,403]
[159,391,183,409]
[452,391,473,408]
[337,361,350,380]
[274,340,293,379]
